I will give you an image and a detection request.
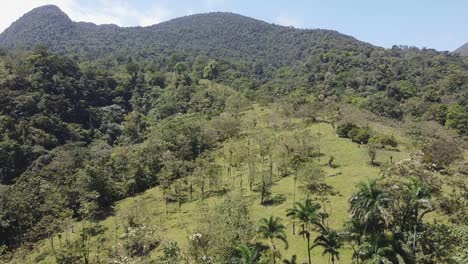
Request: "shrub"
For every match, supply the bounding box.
[422,138,463,169]
[121,224,159,257]
[349,127,372,144]
[369,134,398,148]
[336,123,374,144]
[336,123,358,138]
[367,144,378,165]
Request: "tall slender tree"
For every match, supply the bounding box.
[349,180,392,239]
[286,198,322,264]
[311,228,342,264]
[257,216,289,264]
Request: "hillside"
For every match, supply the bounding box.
[455,42,468,56]
[4,103,468,263]
[0,5,467,264]
[0,5,371,66]
[6,105,414,263]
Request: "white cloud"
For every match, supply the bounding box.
[0,0,173,33]
[275,14,302,28]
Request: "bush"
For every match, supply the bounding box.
[336,123,358,138]
[369,134,398,148]
[349,127,372,144]
[121,224,159,257]
[422,138,463,169]
[336,123,373,144]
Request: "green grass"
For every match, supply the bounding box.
[9,106,413,264]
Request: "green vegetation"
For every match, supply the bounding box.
[0,5,467,264]
[2,103,466,263]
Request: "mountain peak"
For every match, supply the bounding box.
[0,5,73,48]
[30,4,64,13]
[454,42,468,56]
[21,5,71,23]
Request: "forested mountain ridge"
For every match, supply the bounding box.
[0,5,371,66]
[455,42,468,56]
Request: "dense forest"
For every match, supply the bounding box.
[0,4,467,264]
[0,5,369,67]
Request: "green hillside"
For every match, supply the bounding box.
[4,105,415,263]
[0,5,467,264]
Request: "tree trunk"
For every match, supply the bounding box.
[269,153,273,182]
[261,156,266,204]
[18,224,23,247]
[49,236,56,255]
[201,183,205,200]
[293,177,297,204]
[165,191,168,215]
[189,184,193,200]
[413,206,418,255]
[307,233,311,264]
[261,178,265,204]
[272,239,277,264]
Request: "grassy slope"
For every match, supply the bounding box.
[11,106,413,264]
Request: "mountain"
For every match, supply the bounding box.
[0,5,373,66]
[454,42,468,56]
[0,6,74,48]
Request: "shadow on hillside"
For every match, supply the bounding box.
[261,194,286,207]
[94,206,116,221]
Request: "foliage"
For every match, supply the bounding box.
[348,127,373,144]
[296,162,332,195]
[336,123,358,138]
[158,241,183,264]
[256,216,288,263]
[421,138,463,169]
[349,180,392,237]
[368,134,398,148]
[311,228,343,264]
[188,195,254,263]
[0,5,467,263]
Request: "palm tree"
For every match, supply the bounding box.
[236,244,259,264]
[311,228,342,264]
[349,180,392,239]
[283,254,298,264]
[287,197,322,264]
[355,232,415,264]
[403,180,432,254]
[298,230,313,264]
[287,197,322,234]
[257,216,289,264]
[344,218,367,258]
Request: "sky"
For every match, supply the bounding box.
[0,0,467,51]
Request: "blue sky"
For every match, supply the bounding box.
[1,0,467,51]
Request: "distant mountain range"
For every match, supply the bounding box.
[0,5,375,66]
[454,43,468,56]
